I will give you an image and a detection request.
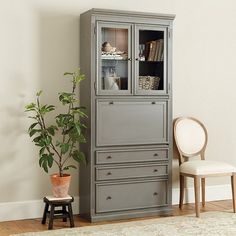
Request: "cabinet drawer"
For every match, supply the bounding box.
[96,149,168,164]
[96,164,168,181]
[96,100,168,146]
[96,180,168,213]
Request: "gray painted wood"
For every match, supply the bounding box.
[96,100,167,146]
[96,148,168,164]
[96,164,168,181]
[79,8,174,222]
[96,179,168,213]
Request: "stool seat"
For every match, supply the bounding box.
[42,195,75,230]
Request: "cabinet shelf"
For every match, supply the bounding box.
[139,60,163,63]
[101,58,128,61]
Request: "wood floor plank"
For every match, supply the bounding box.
[0,200,233,236]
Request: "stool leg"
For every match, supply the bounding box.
[68,203,74,227]
[42,203,49,224]
[62,206,67,222]
[48,205,55,230]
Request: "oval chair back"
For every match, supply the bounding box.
[174,117,208,165]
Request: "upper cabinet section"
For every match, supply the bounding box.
[97,23,132,95]
[91,9,175,96]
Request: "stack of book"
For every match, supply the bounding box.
[145,39,164,61]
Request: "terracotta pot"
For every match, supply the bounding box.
[50,173,71,198]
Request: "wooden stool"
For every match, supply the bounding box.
[41,196,74,230]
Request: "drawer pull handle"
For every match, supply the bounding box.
[106,196,112,200]
[153,192,158,196]
[152,101,156,104]
[154,153,159,157]
[153,169,158,172]
[107,156,112,159]
[109,101,114,105]
[107,172,112,175]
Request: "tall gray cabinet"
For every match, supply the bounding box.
[79,8,175,222]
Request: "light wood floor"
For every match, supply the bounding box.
[0,200,233,236]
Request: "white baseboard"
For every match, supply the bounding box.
[0,196,79,222]
[0,184,233,222]
[172,184,232,205]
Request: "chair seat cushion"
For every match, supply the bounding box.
[180,160,236,175]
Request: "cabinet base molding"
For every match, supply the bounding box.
[86,207,172,223]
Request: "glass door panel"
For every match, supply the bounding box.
[135,26,167,95]
[97,23,131,95]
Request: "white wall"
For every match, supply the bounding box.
[0,0,236,220]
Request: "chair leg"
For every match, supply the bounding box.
[68,203,75,228]
[179,174,184,209]
[194,176,200,217]
[201,178,205,207]
[62,206,67,222]
[41,202,49,224]
[231,174,236,213]
[48,205,55,230]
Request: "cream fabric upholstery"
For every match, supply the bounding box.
[175,119,206,155]
[180,160,236,175]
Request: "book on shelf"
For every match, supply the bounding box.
[144,39,164,62]
[157,39,164,61]
[147,41,157,61]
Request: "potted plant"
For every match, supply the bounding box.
[25,69,87,198]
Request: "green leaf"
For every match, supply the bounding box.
[72,151,86,165]
[44,136,52,146]
[42,161,48,173]
[28,122,38,131]
[47,125,57,136]
[47,154,54,168]
[39,154,53,171]
[39,155,44,167]
[58,92,75,105]
[36,90,43,96]
[63,165,77,171]
[39,147,46,155]
[60,143,70,154]
[75,124,81,135]
[29,129,40,137]
[39,104,55,115]
[25,103,36,111]
[56,114,72,127]
[33,135,42,143]
[64,72,74,76]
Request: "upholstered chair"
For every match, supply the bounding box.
[174,117,236,217]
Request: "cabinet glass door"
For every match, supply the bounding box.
[97,23,131,95]
[135,25,167,95]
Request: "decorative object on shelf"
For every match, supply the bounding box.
[104,76,121,90]
[25,69,87,198]
[139,44,146,61]
[101,42,128,60]
[139,76,160,90]
[102,42,116,52]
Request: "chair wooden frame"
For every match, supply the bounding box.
[174,117,236,217]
